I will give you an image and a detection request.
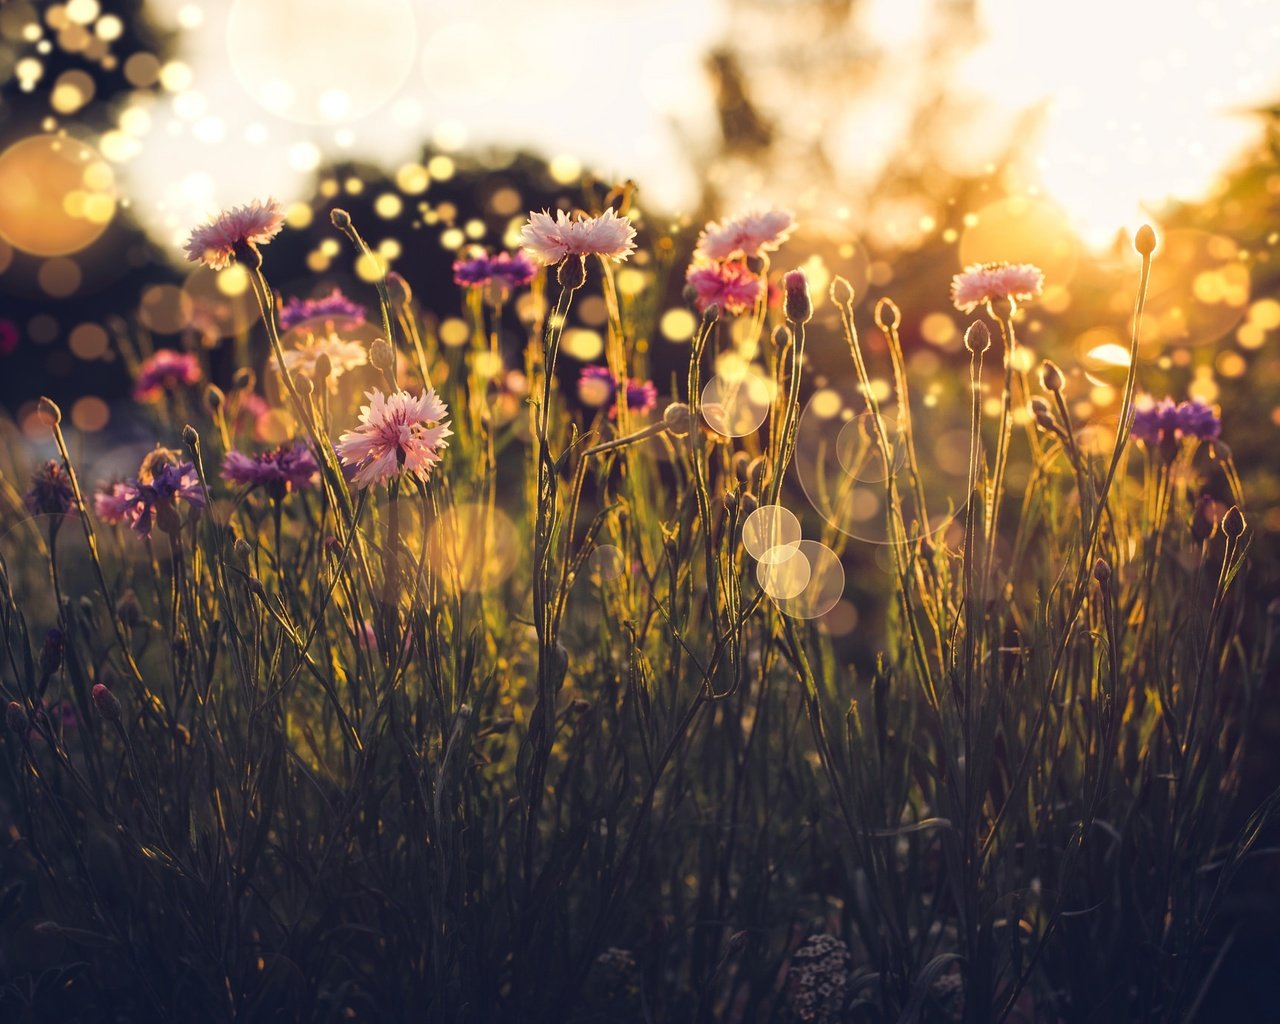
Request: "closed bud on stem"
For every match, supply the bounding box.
[731,451,751,484]
[385,270,412,305]
[557,254,587,291]
[830,276,856,307]
[1040,359,1065,393]
[964,321,991,354]
[772,325,791,352]
[295,373,313,398]
[204,384,224,413]
[700,302,720,325]
[330,208,352,231]
[38,396,62,425]
[739,491,759,520]
[783,269,812,324]
[231,367,255,393]
[314,352,332,383]
[662,402,691,436]
[6,700,30,736]
[234,537,252,563]
[1191,494,1218,542]
[248,577,268,602]
[369,337,394,373]
[1134,224,1157,256]
[181,424,199,449]
[1223,505,1246,539]
[116,589,141,628]
[91,683,121,722]
[1093,558,1112,587]
[875,296,901,331]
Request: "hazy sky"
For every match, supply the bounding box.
[128,0,1280,252]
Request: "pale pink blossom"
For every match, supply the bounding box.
[950,262,1044,314]
[272,332,369,383]
[185,198,285,270]
[520,208,637,265]
[336,388,453,489]
[694,209,795,262]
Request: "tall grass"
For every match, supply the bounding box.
[0,206,1273,1023]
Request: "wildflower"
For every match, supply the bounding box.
[950,262,1044,314]
[684,260,762,315]
[1130,397,1221,448]
[126,452,206,537]
[24,460,76,517]
[221,443,319,501]
[695,209,795,261]
[783,269,813,324]
[520,208,637,265]
[91,683,121,722]
[134,349,201,402]
[185,198,285,270]
[577,366,658,419]
[336,388,453,489]
[273,332,368,383]
[785,934,852,1024]
[94,480,140,524]
[279,288,366,332]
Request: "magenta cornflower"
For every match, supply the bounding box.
[94,480,139,524]
[185,198,285,270]
[950,262,1044,314]
[24,460,76,517]
[279,288,366,332]
[336,388,453,489]
[577,366,657,419]
[694,209,795,262]
[134,349,201,402]
[453,250,538,291]
[685,260,762,315]
[520,208,637,265]
[1131,397,1221,448]
[221,443,319,501]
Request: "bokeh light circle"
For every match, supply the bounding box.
[427,502,520,593]
[0,135,116,255]
[757,546,811,600]
[701,368,773,437]
[742,505,802,565]
[959,195,1078,286]
[228,0,417,125]
[773,541,845,619]
[587,544,626,581]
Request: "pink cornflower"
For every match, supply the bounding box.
[520,208,637,265]
[336,388,453,489]
[221,443,319,501]
[134,349,201,402]
[577,366,657,419]
[273,332,368,383]
[694,209,795,262]
[94,480,139,524]
[950,262,1044,314]
[185,198,285,270]
[685,260,763,315]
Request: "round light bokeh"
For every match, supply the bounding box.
[773,540,845,620]
[741,504,802,565]
[426,502,520,593]
[587,544,626,581]
[0,135,115,256]
[701,367,774,437]
[757,545,811,600]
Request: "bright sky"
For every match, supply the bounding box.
[128,0,1280,253]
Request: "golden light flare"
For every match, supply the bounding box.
[0,134,116,255]
[959,196,1078,284]
[426,503,520,593]
[1145,230,1250,348]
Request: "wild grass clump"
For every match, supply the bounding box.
[0,198,1273,1023]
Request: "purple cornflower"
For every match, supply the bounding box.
[134,349,201,403]
[222,442,319,501]
[1131,397,1221,449]
[452,250,537,291]
[119,453,205,538]
[279,288,367,332]
[24,459,76,517]
[94,480,140,524]
[577,366,657,419]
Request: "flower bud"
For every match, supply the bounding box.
[1134,225,1157,256]
[662,402,691,436]
[330,208,352,231]
[1190,494,1218,542]
[385,271,412,305]
[91,683,121,722]
[116,589,142,628]
[782,269,812,324]
[369,337,395,373]
[314,352,332,383]
[294,373,314,398]
[731,451,751,484]
[234,537,252,563]
[700,302,720,325]
[181,424,199,448]
[875,297,901,331]
[38,396,62,425]
[248,577,268,602]
[830,276,856,308]
[964,321,991,354]
[204,384,224,413]
[1222,505,1245,539]
[557,254,587,291]
[6,700,30,736]
[1040,360,1064,393]
[231,368,256,393]
[1093,558,1112,586]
